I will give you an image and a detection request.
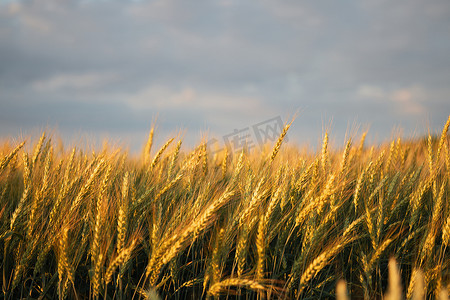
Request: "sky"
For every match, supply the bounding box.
[1,0,450,154]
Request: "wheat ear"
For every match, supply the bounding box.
[0,140,25,174]
[385,258,402,300]
[117,172,129,254]
[336,280,349,300]
[411,269,425,300]
[436,114,450,162]
[338,139,352,178]
[256,184,282,279]
[269,121,291,162]
[151,138,174,170]
[143,127,154,164]
[163,190,235,265]
[221,147,228,177]
[69,159,105,214]
[105,239,137,285]
[58,227,71,298]
[10,153,31,231]
[146,190,235,285]
[208,278,266,296]
[321,131,329,172]
[357,131,367,157]
[31,131,46,166]
[168,140,182,178]
[297,237,355,296]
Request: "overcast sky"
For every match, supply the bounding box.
[1,0,449,153]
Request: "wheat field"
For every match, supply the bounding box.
[1,117,450,299]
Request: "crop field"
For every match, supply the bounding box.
[1,117,450,299]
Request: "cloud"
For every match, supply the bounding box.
[32,72,120,92]
[4,1,53,33]
[390,87,426,115]
[7,2,22,15]
[126,84,268,116]
[357,85,386,99]
[127,85,197,109]
[357,84,426,116]
[0,0,449,152]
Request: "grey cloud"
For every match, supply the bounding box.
[1,0,449,153]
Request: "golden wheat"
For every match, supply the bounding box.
[269,121,291,162]
[208,278,266,296]
[2,119,450,299]
[150,137,174,170]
